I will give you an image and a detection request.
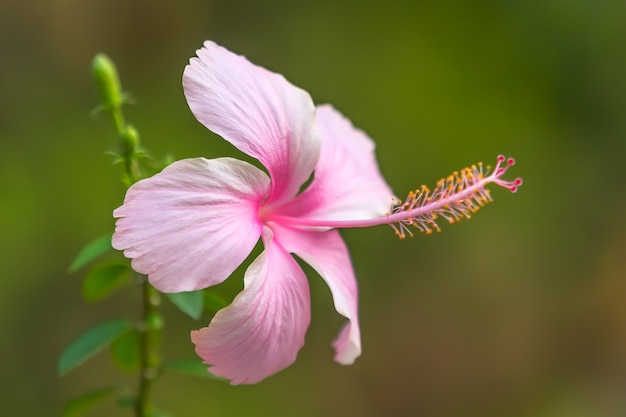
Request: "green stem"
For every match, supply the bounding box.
[135,276,161,417]
[109,103,159,417]
[93,54,160,416]
[111,107,125,134]
[125,157,141,185]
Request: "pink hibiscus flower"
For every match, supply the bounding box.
[112,41,521,384]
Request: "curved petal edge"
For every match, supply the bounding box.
[112,157,268,292]
[274,225,362,364]
[183,41,321,205]
[191,227,311,384]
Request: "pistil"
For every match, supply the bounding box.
[272,155,522,237]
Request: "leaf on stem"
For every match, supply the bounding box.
[166,291,204,320]
[162,358,226,381]
[116,394,136,408]
[110,329,140,372]
[69,233,114,273]
[58,318,133,376]
[60,386,117,417]
[202,290,228,313]
[82,263,132,303]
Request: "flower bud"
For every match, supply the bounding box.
[120,125,140,156]
[92,53,124,110]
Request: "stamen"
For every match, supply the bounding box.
[388,155,522,239]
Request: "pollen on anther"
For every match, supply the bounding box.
[388,154,522,239]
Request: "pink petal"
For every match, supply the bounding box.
[191,227,311,384]
[279,104,393,221]
[183,41,321,206]
[112,157,268,292]
[274,225,361,364]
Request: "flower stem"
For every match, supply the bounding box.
[110,105,161,417]
[92,53,161,416]
[111,106,125,134]
[114,113,161,417]
[135,275,161,417]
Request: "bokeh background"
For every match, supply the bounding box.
[2,0,626,416]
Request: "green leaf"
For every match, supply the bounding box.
[82,263,132,303]
[110,329,140,372]
[162,358,226,381]
[116,395,136,408]
[58,318,133,376]
[69,233,113,273]
[60,386,117,417]
[202,290,228,313]
[167,291,203,320]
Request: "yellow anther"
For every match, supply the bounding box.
[388,155,520,239]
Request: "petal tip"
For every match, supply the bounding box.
[332,322,362,365]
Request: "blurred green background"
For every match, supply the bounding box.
[2,0,626,416]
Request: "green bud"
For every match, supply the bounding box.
[120,125,140,156]
[92,53,124,110]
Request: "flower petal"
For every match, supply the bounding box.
[279,104,393,221]
[191,227,310,384]
[183,41,321,205]
[274,225,361,364]
[112,157,268,292]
